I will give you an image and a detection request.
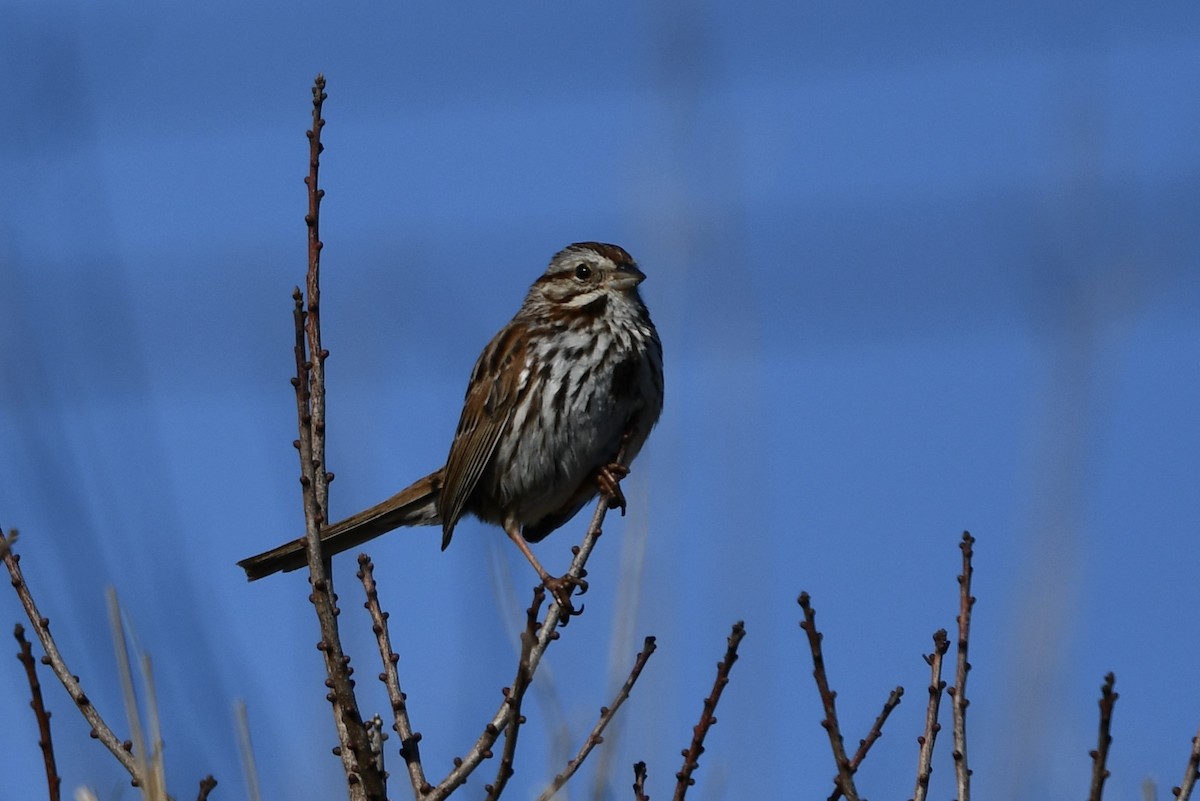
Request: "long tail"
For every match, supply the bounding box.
[238,469,443,581]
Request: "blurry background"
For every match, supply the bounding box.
[2,2,1199,799]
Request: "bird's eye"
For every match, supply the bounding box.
[574,264,592,280]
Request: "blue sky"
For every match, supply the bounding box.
[2,2,1199,799]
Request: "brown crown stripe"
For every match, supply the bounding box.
[561,242,636,270]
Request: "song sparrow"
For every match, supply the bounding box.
[238,242,664,606]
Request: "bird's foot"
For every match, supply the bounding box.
[544,574,588,622]
[596,463,630,515]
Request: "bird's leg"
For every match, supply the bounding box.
[504,518,583,616]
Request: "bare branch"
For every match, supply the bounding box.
[3,538,142,784]
[289,75,385,800]
[911,629,950,801]
[1087,673,1118,801]
[949,531,976,801]
[672,621,745,801]
[828,686,904,801]
[14,622,61,801]
[536,636,658,801]
[1173,723,1200,801]
[798,593,860,801]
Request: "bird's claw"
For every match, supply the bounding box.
[596,463,630,515]
[543,575,586,623]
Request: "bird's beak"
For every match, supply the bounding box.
[609,263,646,291]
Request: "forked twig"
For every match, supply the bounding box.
[1087,673,1117,801]
[426,444,631,800]
[949,531,975,801]
[536,636,658,801]
[798,593,860,801]
[3,538,142,784]
[290,75,384,800]
[14,622,62,801]
[673,621,746,801]
[911,629,950,801]
[1174,723,1200,801]
[828,686,904,801]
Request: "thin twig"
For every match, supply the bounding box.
[427,444,631,800]
[949,531,975,801]
[292,74,384,800]
[536,636,658,801]
[484,590,545,800]
[798,593,860,801]
[14,623,61,801]
[303,74,330,531]
[1174,723,1200,801]
[911,629,950,801]
[828,686,904,801]
[358,554,430,795]
[1087,673,1118,801]
[672,621,746,801]
[488,540,573,784]
[197,776,218,801]
[591,498,651,800]
[2,538,142,783]
[633,762,650,801]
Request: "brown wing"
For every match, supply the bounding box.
[438,322,527,549]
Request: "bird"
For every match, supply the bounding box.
[238,242,664,607]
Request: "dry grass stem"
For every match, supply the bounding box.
[235,700,263,801]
